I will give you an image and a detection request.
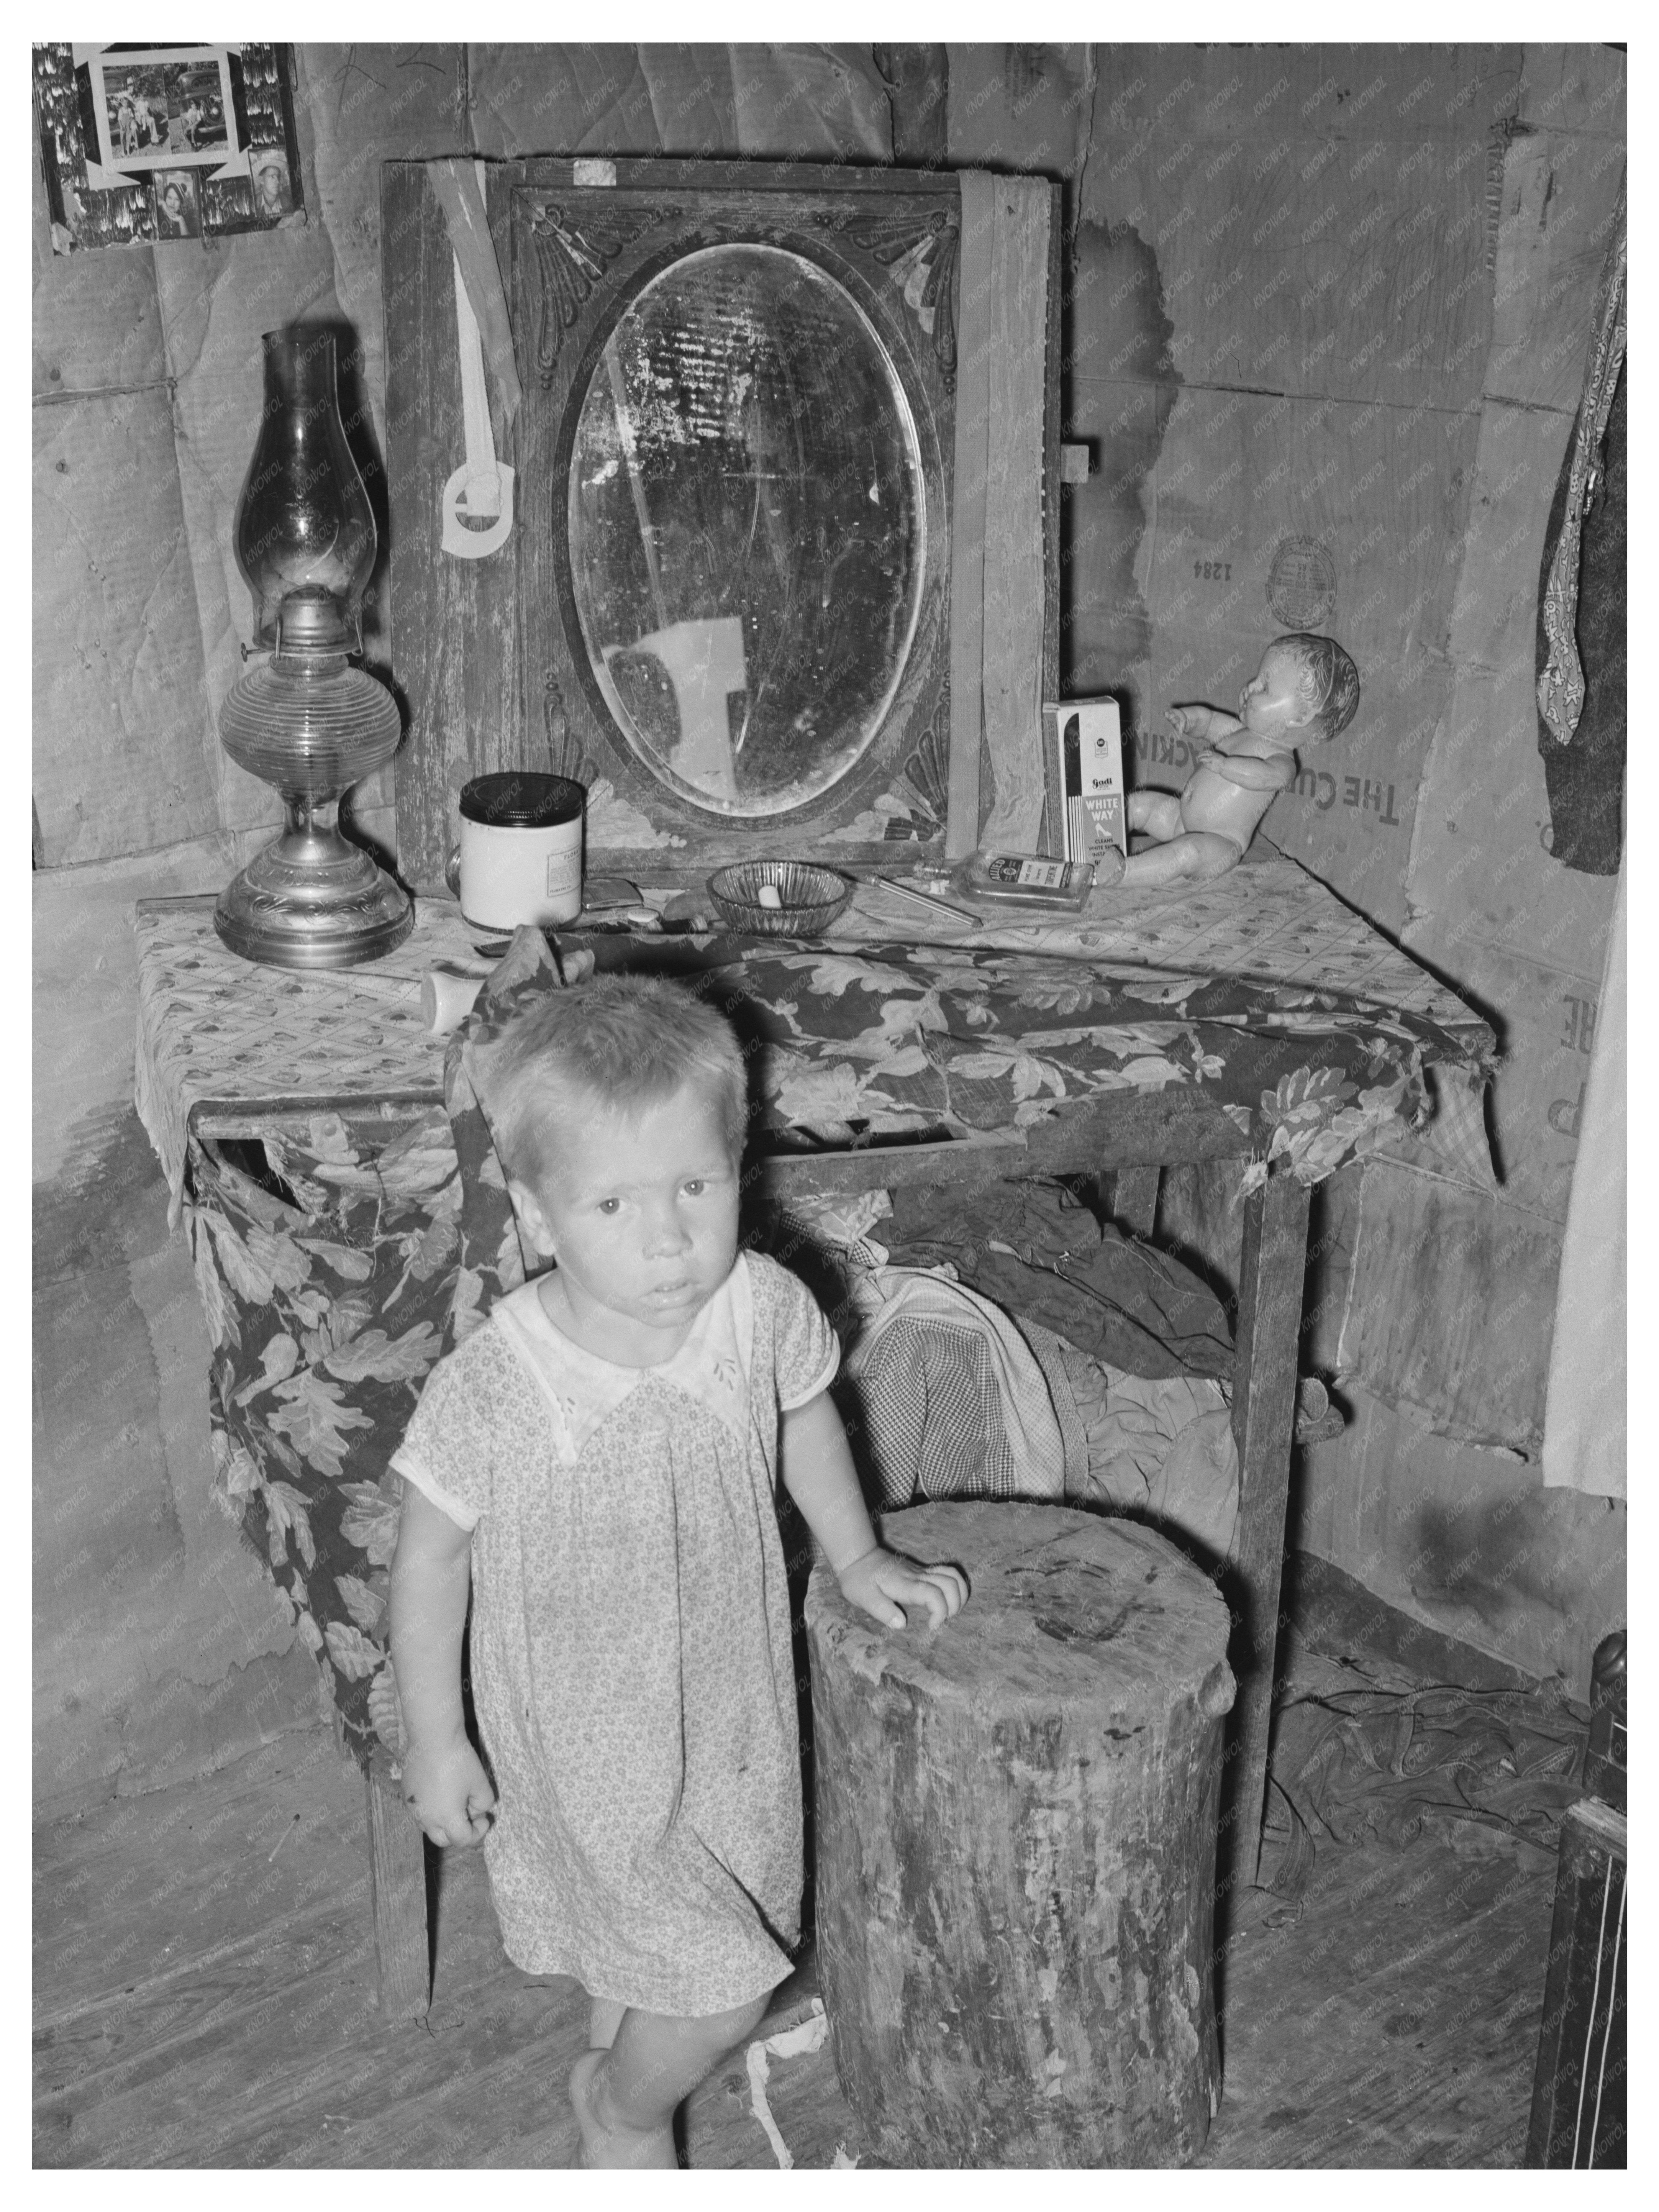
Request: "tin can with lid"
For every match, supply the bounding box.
[450,772,585,930]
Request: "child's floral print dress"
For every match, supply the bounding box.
[393,1251,837,2016]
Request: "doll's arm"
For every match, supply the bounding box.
[782,1391,968,1630]
[1192,749,1298,792]
[389,1483,497,1846]
[1167,703,1242,742]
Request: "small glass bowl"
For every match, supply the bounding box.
[706,861,853,937]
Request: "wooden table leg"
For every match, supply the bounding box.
[1112,1164,1160,1238]
[366,1771,431,2020]
[1220,1167,1311,1902]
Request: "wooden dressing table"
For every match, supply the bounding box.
[136,858,1492,2017]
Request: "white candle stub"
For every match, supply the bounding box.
[757,883,783,910]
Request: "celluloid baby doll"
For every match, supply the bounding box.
[1099,632,1359,890]
[388,974,968,2169]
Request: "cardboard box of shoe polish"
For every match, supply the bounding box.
[1044,699,1126,866]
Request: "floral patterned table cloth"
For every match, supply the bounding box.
[135,865,1494,1777]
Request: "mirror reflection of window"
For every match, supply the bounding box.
[568,244,925,817]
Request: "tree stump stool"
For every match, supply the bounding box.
[805,1501,1235,2168]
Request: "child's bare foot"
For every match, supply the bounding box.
[1092,844,1126,887]
[569,2049,679,2169]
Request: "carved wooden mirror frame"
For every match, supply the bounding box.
[383,157,1061,885]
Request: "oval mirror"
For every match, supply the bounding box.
[567,243,925,817]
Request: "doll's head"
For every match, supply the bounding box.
[1241,633,1360,745]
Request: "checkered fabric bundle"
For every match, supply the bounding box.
[839,1267,1066,1510]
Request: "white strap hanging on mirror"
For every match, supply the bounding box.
[441,236,514,559]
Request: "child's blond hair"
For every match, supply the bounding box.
[483,974,749,1192]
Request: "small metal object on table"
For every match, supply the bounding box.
[134,864,1493,2013]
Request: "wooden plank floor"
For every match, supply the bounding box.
[35,1623,1560,2169]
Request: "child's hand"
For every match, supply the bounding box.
[1166,705,1202,740]
[838,1546,969,1632]
[401,1729,497,1849]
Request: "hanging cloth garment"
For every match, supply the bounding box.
[884,1179,1235,1379]
[1542,859,1625,1497]
[1536,179,1625,874]
[840,1265,1066,1509]
[1025,1322,1240,1559]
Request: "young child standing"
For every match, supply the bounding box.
[389,974,967,2169]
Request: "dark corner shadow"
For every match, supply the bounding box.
[1143,1217,1241,1333]
[1478,1066,1507,1186]
[425,1609,493,2004]
[343,665,418,892]
[339,787,413,893]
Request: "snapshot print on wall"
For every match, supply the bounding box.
[33,43,303,253]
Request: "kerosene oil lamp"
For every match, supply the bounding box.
[214,325,412,968]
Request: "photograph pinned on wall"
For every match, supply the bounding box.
[152,168,202,240]
[103,61,167,157]
[162,57,228,152]
[32,42,302,253]
[201,149,304,236]
[249,148,293,222]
